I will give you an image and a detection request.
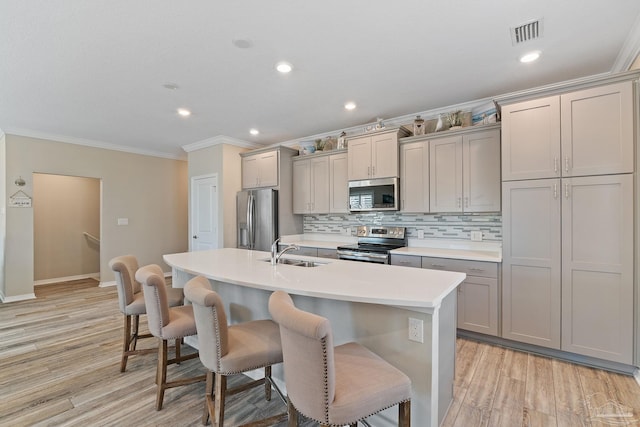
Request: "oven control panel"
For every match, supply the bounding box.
[355,226,405,239]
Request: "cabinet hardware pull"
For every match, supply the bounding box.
[457,197,461,208]
[368,166,371,176]
[193,235,198,239]
[553,184,558,199]
[565,183,569,198]
[565,157,569,173]
[554,157,558,173]
[432,264,445,268]
[469,268,484,272]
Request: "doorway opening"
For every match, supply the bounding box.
[33,173,101,286]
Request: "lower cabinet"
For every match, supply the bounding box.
[278,245,338,259]
[391,254,500,336]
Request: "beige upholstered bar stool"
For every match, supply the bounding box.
[268,290,412,427]
[136,264,206,410]
[109,255,184,372]
[183,276,287,427]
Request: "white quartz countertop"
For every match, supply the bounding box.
[392,246,502,263]
[164,248,465,309]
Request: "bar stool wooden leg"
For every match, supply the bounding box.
[202,371,215,425]
[214,373,226,427]
[121,315,132,372]
[399,400,411,426]
[264,366,272,401]
[287,397,298,427]
[155,339,168,411]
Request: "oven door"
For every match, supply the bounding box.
[336,249,389,264]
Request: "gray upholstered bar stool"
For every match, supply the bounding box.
[109,255,184,372]
[183,276,287,427]
[136,264,206,410]
[268,290,412,427]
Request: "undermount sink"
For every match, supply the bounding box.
[261,257,326,267]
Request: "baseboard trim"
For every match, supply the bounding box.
[34,273,100,286]
[1,292,36,303]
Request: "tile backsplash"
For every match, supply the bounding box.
[303,212,502,241]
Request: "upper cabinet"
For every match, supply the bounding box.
[293,155,330,214]
[501,81,634,181]
[347,128,409,180]
[242,149,279,189]
[400,140,430,213]
[429,127,501,213]
[292,150,348,215]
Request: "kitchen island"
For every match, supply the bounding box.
[164,247,465,427]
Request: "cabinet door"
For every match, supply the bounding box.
[310,156,330,213]
[317,248,338,259]
[430,136,462,213]
[329,153,349,213]
[501,96,561,181]
[561,174,633,363]
[560,81,634,177]
[457,276,498,336]
[348,136,372,180]
[502,179,561,349]
[292,160,311,214]
[400,141,429,212]
[463,129,501,212]
[371,132,398,178]
[258,151,279,187]
[242,155,259,189]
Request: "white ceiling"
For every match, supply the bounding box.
[1,1,639,159]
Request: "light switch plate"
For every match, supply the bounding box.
[117,218,129,226]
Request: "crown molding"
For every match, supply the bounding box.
[182,135,261,152]
[612,13,640,72]
[4,127,184,160]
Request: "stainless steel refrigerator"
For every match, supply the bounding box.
[237,188,278,251]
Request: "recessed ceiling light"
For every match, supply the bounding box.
[520,51,541,63]
[276,62,293,73]
[249,129,259,136]
[177,108,191,117]
[344,102,356,110]
[163,82,179,90]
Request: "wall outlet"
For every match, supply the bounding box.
[417,229,425,239]
[408,317,424,343]
[117,218,129,226]
[470,231,483,241]
[344,227,351,235]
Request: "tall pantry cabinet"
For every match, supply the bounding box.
[500,79,636,364]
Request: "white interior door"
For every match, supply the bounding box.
[191,174,218,251]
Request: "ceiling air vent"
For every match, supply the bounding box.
[510,19,543,45]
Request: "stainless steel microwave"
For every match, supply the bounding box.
[348,177,399,212]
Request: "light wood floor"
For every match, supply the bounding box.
[1,280,639,426]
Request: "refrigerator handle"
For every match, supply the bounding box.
[247,194,255,249]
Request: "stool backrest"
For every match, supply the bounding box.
[268,290,335,423]
[135,264,170,338]
[109,255,141,312]
[183,276,229,371]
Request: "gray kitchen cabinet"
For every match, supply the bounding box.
[502,174,634,362]
[501,81,634,181]
[429,128,501,213]
[293,155,329,214]
[560,81,634,177]
[348,128,407,180]
[561,174,633,364]
[422,256,499,336]
[501,179,561,349]
[429,135,462,212]
[400,140,429,212]
[241,149,279,189]
[317,248,338,259]
[391,254,500,336]
[329,152,349,213]
[501,96,561,181]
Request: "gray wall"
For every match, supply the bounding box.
[1,134,188,300]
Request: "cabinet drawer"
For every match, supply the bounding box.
[390,254,422,268]
[317,248,338,259]
[421,257,498,278]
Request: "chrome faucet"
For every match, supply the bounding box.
[271,238,299,265]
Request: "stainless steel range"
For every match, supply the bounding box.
[337,226,407,264]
